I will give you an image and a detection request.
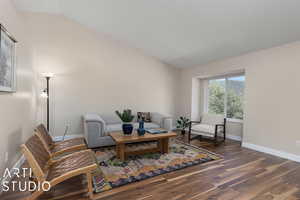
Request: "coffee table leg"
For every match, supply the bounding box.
[116,144,120,159]
[163,138,169,154]
[119,143,125,162]
[158,139,164,154]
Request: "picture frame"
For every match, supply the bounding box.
[0,24,17,92]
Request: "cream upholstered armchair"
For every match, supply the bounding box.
[188,113,226,145]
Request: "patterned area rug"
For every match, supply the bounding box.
[92,140,221,193]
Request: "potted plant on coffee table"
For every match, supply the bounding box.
[177,116,190,135]
[115,109,135,135]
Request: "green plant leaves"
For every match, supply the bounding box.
[176,116,190,130]
[115,109,135,122]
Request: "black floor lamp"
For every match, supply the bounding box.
[41,73,54,131]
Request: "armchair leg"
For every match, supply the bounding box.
[223,118,227,143]
[214,134,218,146]
[214,126,218,146]
[188,122,192,144]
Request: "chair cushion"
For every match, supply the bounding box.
[191,124,216,134]
[201,114,224,125]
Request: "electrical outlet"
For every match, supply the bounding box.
[4,152,8,163]
[296,140,300,146]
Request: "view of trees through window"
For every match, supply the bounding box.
[208,75,245,120]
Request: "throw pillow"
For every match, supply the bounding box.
[137,112,151,122]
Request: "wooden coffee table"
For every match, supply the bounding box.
[109,131,177,161]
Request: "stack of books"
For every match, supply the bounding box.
[145,128,168,134]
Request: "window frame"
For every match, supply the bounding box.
[205,73,245,123]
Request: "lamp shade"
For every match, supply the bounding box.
[42,72,54,78]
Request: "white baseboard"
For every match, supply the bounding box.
[242,142,300,163]
[0,155,26,193]
[53,135,82,142]
[227,134,242,141]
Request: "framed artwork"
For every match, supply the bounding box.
[0,24,17,92]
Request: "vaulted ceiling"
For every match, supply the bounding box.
[13,0,300,68]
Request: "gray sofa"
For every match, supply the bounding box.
[83,112,173,148]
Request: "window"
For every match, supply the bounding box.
[206,75,245,121]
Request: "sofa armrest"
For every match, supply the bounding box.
[83,113,106,138]
[84,113,106,124]
[151,112,173,130]
[163,118,173,131]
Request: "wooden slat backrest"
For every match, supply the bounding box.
[36,124,53,147]
[47,150,96,180]
[21,134,51,182]
[35,132,53,157]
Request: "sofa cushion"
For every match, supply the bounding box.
[105,122,160,133]
[102,115,122,124]
[105,124,122,132]
[143,122,160,129]
[133,122,160,129]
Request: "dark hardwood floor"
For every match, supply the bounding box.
[2,134,300,200]
[95,135,300,200]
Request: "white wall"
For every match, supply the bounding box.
[25,13,179,137]
[0,0,37,175]
[179,41,300,156]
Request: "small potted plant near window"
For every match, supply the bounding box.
[115,109,135,135]
[177,116,190,135]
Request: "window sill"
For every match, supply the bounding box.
[227,118,243,123]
